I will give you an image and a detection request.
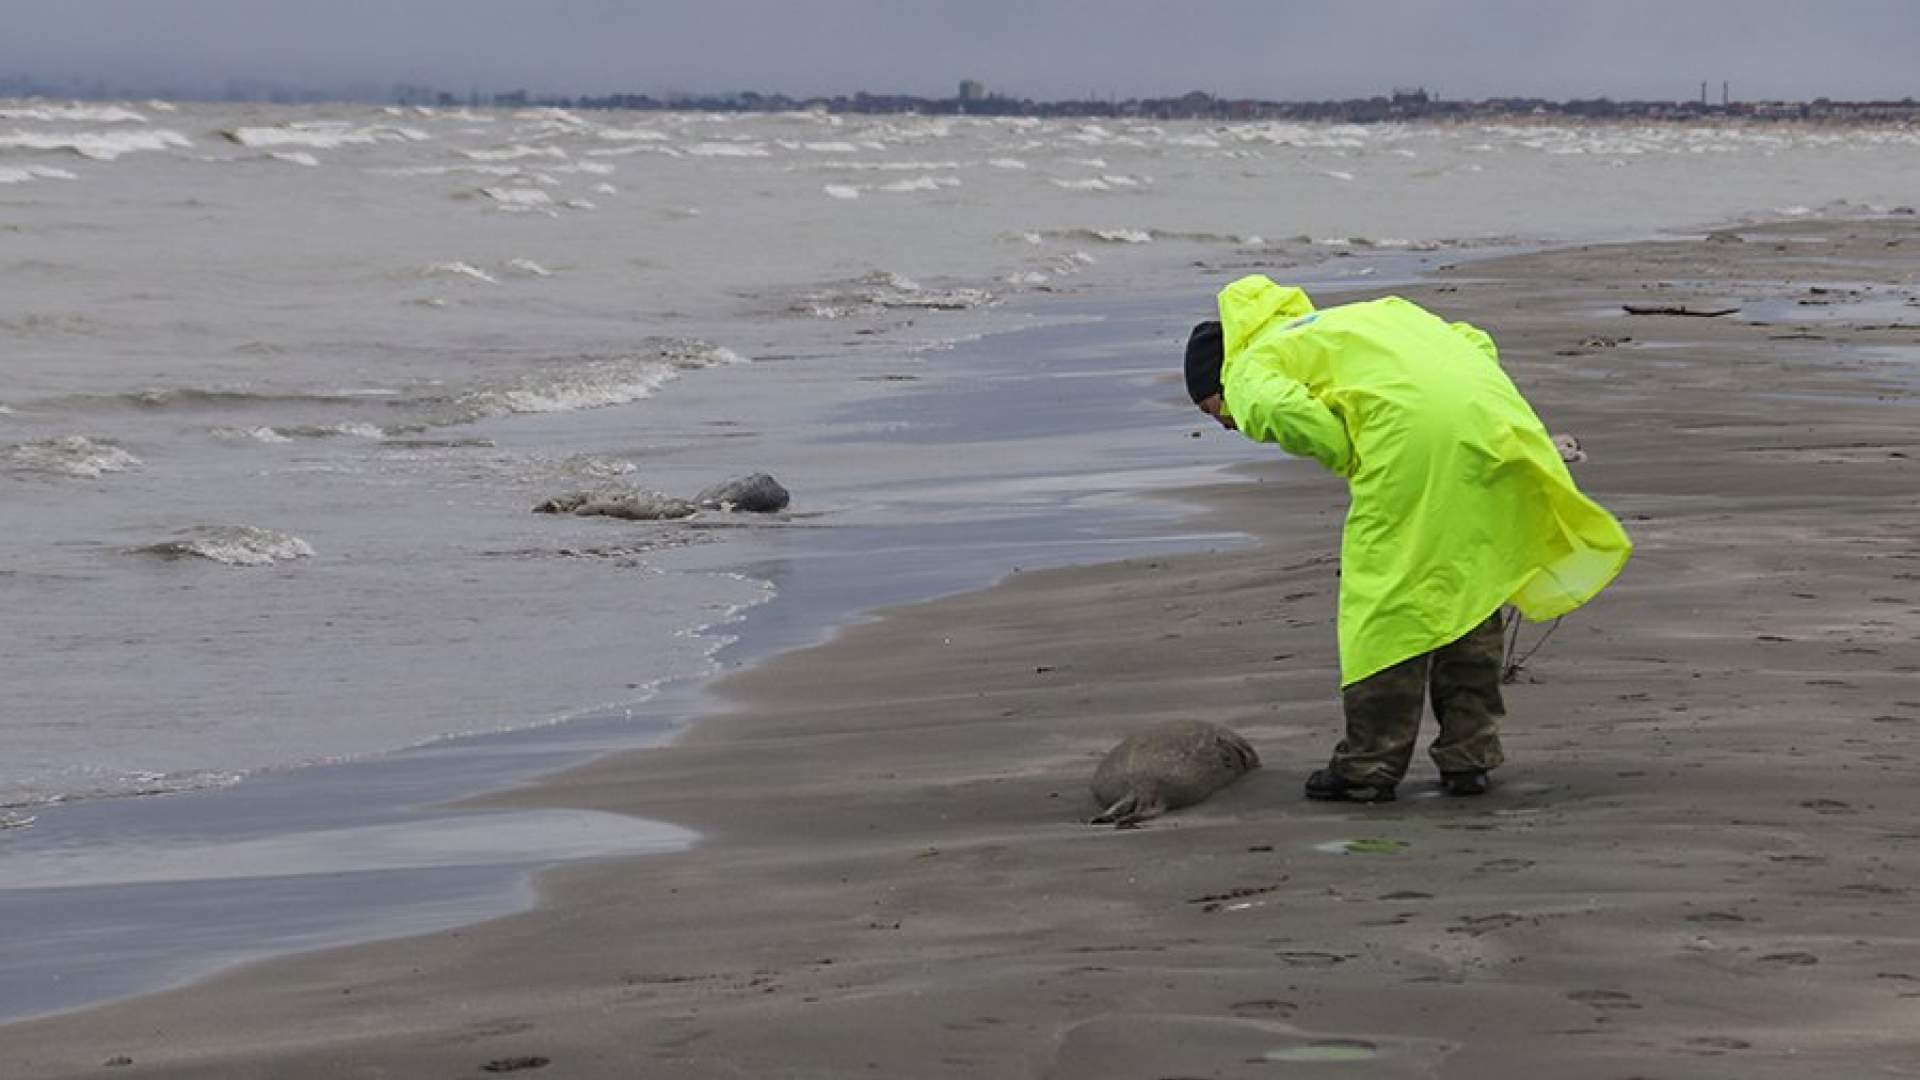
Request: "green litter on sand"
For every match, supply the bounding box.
[1315,837,1410,855]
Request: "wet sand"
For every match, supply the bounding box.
[10,219,1920,1077]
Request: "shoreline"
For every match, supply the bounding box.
[11,218,1920,1076]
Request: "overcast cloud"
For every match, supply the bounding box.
[4,0,1916,102]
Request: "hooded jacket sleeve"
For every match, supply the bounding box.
[1222,357,1354,477]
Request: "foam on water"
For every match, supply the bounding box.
[0,128,190,160]
[267,151,319,167]
[3,435,143,479]
[795,271,996,318]
[136,525,316,567]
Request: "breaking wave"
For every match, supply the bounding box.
[0,104,148,124]
[459,143,568,162]
[136,525,315,567]
[210,422,386,443]
[221,123,429,150]
[3,435,142,479]
[50,386,387,412]
[476,186,556,211]
[0,129,191,161]
[0,165,77,184]
[429,342,747,424]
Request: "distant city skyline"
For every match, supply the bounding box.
[3,0,1916,104]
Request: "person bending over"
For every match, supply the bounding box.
[1184,275,1631,803]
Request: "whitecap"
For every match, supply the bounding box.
[595,127,670,142]
[268,151,319,167]
[684,142,771,158]
[988,158,1028,170]
[460,143,568,162]
[222,124,426,150]
[0,128,191,161]
[592,182,618,195]
[145,99,179,113]
[3,435,142,478]
[138,525,315,567]
[824,184,862,200]
[878,175,959,193]
[426,261,500,284]
[1323,170,1356,182]
[477,186,554,210]
[0,104,148,123]
[1049,177,1111,192]
[1090,228,1152,244]
[209,425,295,444]
[0,165,77,184]
[563,198,597,211]
[584,144,682,159]
[505,258,552,277]
[804,140,861,153]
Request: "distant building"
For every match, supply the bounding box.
[958,79,986,103]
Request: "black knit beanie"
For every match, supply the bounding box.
[1184,320,1224,403]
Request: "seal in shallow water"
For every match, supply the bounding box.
[1089,719,1259,827]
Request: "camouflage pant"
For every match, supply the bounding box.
[1329,610,1507,785]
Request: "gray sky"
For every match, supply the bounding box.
[5,0,1917,102]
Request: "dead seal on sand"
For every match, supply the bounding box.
[1089,719,1259,827]
[695,472,790,513]
[534,489,697,520]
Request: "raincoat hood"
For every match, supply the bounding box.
[1218,275,1314,361]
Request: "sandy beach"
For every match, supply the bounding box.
[10,217,1920,1077]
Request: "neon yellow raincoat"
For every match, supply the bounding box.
[1217,275,1631,686]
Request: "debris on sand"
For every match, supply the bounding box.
[1622,303,1740,317]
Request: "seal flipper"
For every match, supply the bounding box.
[1089,791,1167,828]
[1089,793,1137,826]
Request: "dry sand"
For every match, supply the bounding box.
[10,219,1920,1078]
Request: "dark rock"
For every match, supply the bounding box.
[696,472,790,513]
